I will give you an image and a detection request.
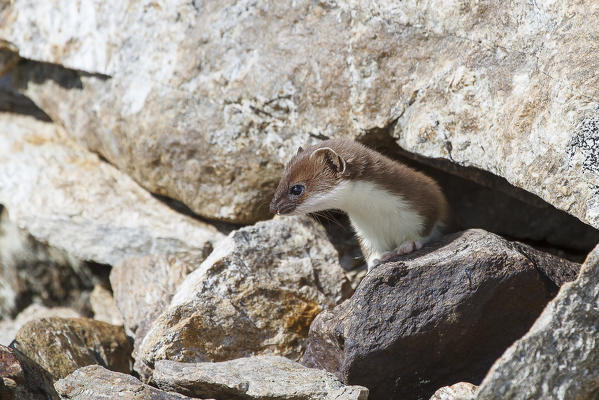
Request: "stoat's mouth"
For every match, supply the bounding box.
[276,203,297,215]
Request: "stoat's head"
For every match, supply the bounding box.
[270,143,349,216]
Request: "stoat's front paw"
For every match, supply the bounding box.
[396,239,423,255]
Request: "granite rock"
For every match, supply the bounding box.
[429,383,477,400]
[0,113,223,265]
[54,365,198,400]
[139,216,352,366]
[153,356,368,400]
[89,285,123,326]
[474,244,599,400]
[0,344,57,400]
[11,317,132,381]
[2,1,599,229]
[301,229,578,400]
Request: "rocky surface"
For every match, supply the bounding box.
[0,113,223,265]
[89,285,123,326]
[54,365,198,400]
[11,317,132,381]
[139,216,352,366]
[0,304,81,346]
[302,229,577,400]
[429,383,477,400]
[111,255,195,380]
[0,344,56,400]
[0,206,99,320]
[154,356,368,400]
[2,1,599,230]
[474,243,599,399]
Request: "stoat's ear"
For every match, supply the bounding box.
[310,147,347,175]
[296,146,304,155]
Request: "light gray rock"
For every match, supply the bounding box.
[0,304,80,346]
[154,356,368,400]
[474,244,599,400]
[139,216,352,366]
[110,255,196,381]
[0,113,223,265]
[89,285,123,326]
[54,365,198,400]
[429,383,477,400]
[2,1,599,229]
[0,206,97,320]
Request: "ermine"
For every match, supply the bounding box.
[270,138,450,270]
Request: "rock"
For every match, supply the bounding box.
[0,113,223,265]
[2,1,599,229]
[11,317,132,380]
[139,216,352,366]
[0,344,57,400]
[154,356,368,400]
[0,304,81,346]
[429,383,477,400]
[54,365,198,400]
[301,229,578,400]
[0,206,100,320]
[474,243,599,399]
[89,285,123,326]
[110,255,195,380]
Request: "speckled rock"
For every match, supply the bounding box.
[0,206,98,320]
[0,344,56,400]
[154,356,368,400]
[429,383,477,400]
[89,285,123,326]
[0,113,223,265]
[0,304,81,346]
[110,255,196,380]
[302,229,578,400]
[474,244,599,400]
[11,317,132,381]
[2,1,599,228]
[139,216,352,366]
[54,365,197,400]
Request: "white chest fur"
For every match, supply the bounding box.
[293,179,431,265]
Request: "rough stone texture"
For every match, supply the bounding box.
[301,229,578,400]
[110,255,196,380]
[89,285,123,326]
[54,365,197,400]
[0,206,98,320]
[0,113,223,265]
[429,383,477,400]
[154,356,368,400]
[11,317,132,381]
[0,344,57,400]
[139,216,352,366]
[474,244,599,400]
[2,1,599,229]
[0,304,81,346]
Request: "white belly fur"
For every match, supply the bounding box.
[334,180,430,265]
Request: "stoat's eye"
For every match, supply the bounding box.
[289,184,305,196]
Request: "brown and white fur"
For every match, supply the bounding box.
[270,139,450,270]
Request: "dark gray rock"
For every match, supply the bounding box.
[301,229,579,400]
[54,365,198,400]
[474,243,599,399]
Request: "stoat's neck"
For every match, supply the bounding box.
[334,180,425,261]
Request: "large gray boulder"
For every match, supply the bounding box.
[0,113,223,265]
[139,216,352,366]
[474,243,599,399]
[301,229,579,400]
[2,1,598,229]
[153,356,368,400]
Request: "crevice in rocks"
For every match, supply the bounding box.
[355,126,599,262]
[0,74,51,121]
[12,57,111,89]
